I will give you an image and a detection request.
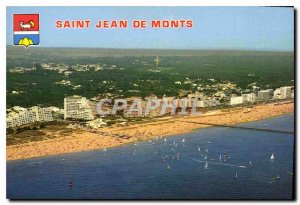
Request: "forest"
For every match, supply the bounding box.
[7,46,294,108]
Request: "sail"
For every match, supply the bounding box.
[204,161,208,169]
[249,161,252,166]
[270,153,275,160]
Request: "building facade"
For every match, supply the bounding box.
[230,96,244,105]
[274,86,293,99]
[6,106,53,128]
[242,93,257,103]
[64,96,94,120]
[257,90,273,101]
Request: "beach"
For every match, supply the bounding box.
[6,102,294,161]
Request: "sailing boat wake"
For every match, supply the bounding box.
[192,159,247,168]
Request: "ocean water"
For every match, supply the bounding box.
[7,114,295,199]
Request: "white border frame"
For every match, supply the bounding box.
[1,1,297,205]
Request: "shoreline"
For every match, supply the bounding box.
[7,102,294,161]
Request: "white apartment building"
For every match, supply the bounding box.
[242,93,257,103]
[6,106,53,128]
[257,89,273,101]
[274,86,293,99]
[29,106,53,122]
[230,96,244,105]
[64,96,94,120]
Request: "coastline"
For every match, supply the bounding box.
[7,102,294,161]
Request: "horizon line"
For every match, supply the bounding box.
[6,45,294,53]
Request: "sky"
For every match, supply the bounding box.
[6,7,294,51]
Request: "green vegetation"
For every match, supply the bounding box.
[7,46,294,108]
[6,121,72,145]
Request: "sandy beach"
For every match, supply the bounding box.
[7,102,294,161]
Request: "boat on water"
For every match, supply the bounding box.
[249,161,253,167]
[270,175,280,183]
[203,155,208,160]
[223,150,230,161]
[270,153,275,160]
[219,154,222,161]
[161,155,168,161]
[204,161,208,169]
[103,148,107,152]
[182,139,185,143]
[198,147,201,152]
[164,138,167,142]
[68,181,74,188]
[235,172,238,179]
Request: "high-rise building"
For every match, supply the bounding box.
[29,106,53,122]
[242,93,257,103]
[230,96,244,105]
[274,86,293,99]
[257,90,273,101]
[64,96,94,120]
[6,106,53,128]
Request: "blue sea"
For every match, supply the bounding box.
[7,114,294,199]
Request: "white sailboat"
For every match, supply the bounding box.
[198,147,201,152]
[182,139,185,143]
[103,148,107,152]
[270,153,275,160]
[235,172,238,179]
[167,165,170,169]
[164,138,167,142]
[204,161,208,169]
[219,154,222,161]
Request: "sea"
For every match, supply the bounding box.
[7,114,295,200]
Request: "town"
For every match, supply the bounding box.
[6,48,294,133]
[6,83,294,130]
